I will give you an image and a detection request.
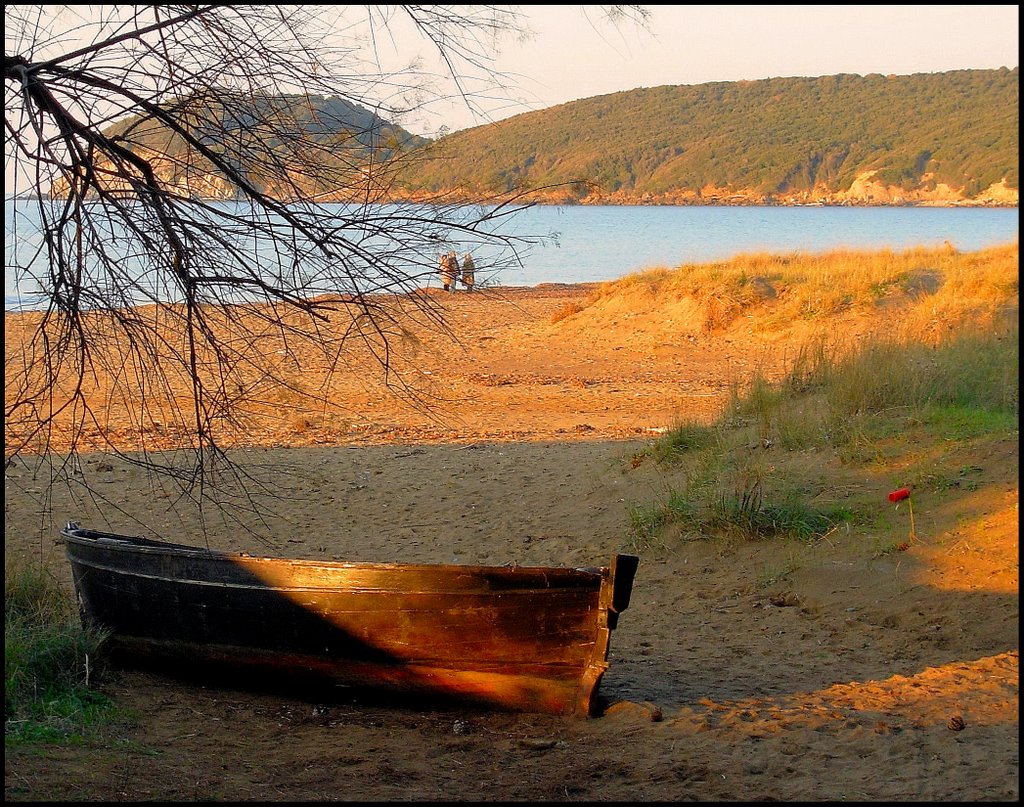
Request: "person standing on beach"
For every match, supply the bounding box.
[460,253,475,292]
[439,252,457,292]
[447,252,459,292]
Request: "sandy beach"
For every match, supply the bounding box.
[4,281,1019,801]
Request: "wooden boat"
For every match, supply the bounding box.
[61,522,639,716]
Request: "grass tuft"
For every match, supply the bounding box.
[5,561,113,745]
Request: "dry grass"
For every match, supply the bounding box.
[631,252,1018,548]
[584,242,1019,338]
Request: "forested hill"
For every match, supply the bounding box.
[83,93,430,201]
[396,68,1018,206]
[87,69,1017,206]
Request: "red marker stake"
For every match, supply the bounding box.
[888,488,916,543]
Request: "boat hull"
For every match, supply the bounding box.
[61,523,638,715]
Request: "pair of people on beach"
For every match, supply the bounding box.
[439,251,475,292]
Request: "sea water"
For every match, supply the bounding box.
[5,197,1018,310]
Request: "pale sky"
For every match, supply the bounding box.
[395,4,1020,135]
[4,4,1019,189]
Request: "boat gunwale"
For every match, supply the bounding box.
[60,524,610,580]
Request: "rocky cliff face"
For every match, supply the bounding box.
[829,173,1017,206]
[512,173,1018,207]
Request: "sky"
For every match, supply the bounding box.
[4,4,1019,189]
[391,4,1020,136]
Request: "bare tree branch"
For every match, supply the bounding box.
[4,4,649,541]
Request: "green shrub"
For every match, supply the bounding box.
[5,561,112,744]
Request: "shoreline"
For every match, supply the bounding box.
[9,191,1018,208]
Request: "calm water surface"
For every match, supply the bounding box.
[5,199,1018,309]
[489,205,1019,287]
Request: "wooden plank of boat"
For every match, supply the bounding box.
[61,522,639,716]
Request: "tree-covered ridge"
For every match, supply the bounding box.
[100,93,430,200]
[400,68,1018,204]
[99,69,1018,205]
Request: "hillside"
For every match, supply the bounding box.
[84,69,1018,206]
[79,93,429,201]
[398,69,1019,206]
